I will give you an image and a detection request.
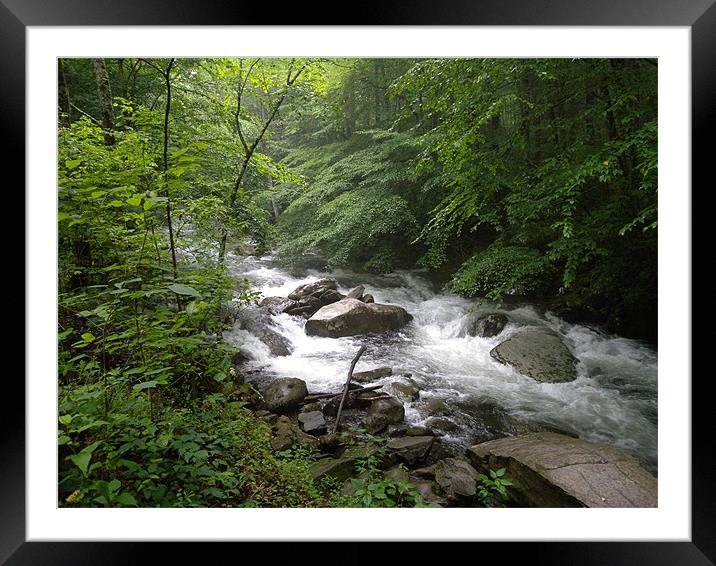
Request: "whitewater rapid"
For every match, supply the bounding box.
[223,253,658,475]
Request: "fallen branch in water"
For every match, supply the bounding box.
[302,384,382,403]
[331,345,367,434]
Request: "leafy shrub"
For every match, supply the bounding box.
[59,392,329,508]
[477,467,514,507]
[448,245,553,301]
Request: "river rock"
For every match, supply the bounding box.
[262,378,308,414]
[310,456,356,482]
[426,417,459,434]
[361,413,392,434]
[432,458,479,499]
[304,298,413,338]
[298,411,327,434]
[352,367,393,384]
[490,328,577,383]
[387,436,434,465]
[233,305,294,357]
[271,415,320,451]
[288,278,338,301]
[316,288,344,305]
[467,432,657,507]
[346,285,365,300]
[385,381,420,402]
[260,296,299,316]
[362,294,375,304]
[259,330,293,357]
[464,313,509,338]
[366,396,405,424]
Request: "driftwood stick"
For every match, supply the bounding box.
[331,345,367,434]
[302,384,383,403]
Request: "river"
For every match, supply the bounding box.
[222,252,658,475]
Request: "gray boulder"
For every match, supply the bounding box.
[310,457,356,482]
[259,330,293,357]
[288,278,338,301]
[352,367,393,384]
[298,411,327,434]
[262,378,308,414]
[467,432,657,507]
[385,381,420,402]
[346,285,365,300]
[362,294,375,304]
[304,298,412,338]
[260,296,299,316]
[366,396,405,424]
[490,328,577,383]
[464,313,508,338]
[271,415,319,451]
[432,458,479,498]
[386,436,434,465]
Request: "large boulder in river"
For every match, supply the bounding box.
[304,298,412,338]
[285,278,345,317]
[490,328,577,383]
[262,378,308,414]
[467,432,657,507]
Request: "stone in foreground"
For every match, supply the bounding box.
[298,411,327,434]
[304,298,412,338]
[490,328,577,383]
[467,432,657,507]
[262,378,308,414]
[386,436,434,465]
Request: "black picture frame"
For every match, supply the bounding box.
[7,0,707,563]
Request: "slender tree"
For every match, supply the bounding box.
[217,58,310,263]
[92,58,115,145]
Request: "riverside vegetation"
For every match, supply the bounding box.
[57,57,658,508]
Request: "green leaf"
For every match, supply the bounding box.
[67,441,101,477]
[133,380,159,392]
[65,159,81,169]
[81,332,96,342]
[59,414,73,425]
[168,284,202,298]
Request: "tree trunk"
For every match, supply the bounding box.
[92,58,115,145]
[58,59,71,125]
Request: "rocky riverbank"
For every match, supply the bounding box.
[224,275,658,508]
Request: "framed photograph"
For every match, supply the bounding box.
[10,0,708,563]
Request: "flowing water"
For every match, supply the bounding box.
[222,252,658,475]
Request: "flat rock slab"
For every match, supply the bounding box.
[310,457,356,482]
[490,329,577,383]
[305,298,412,338]
[468,432,657,508]
[387,436,434,465]
[298,411,327,434]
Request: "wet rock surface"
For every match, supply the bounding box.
[467,432,657,507]
[490,328,577,383]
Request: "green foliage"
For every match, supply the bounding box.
[347,450,440,508]
[477,467,514,507]
[276,130,427,270]
[59,393,328,507]
[448,245,553,301]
